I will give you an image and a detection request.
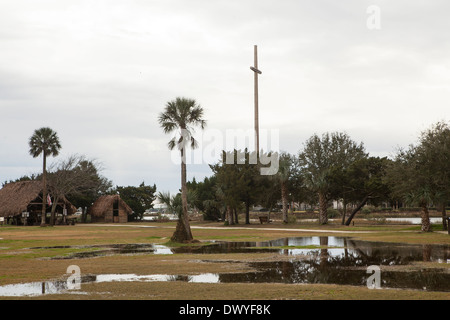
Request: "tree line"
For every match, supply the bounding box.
[186,121,450,233]
[13,98,448,243]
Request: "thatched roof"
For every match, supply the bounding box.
[89,195,132,217]
[0,180,76,217]
[0,181,42,217]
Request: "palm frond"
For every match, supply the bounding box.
[28,127,62,158]
[159,97,206,152]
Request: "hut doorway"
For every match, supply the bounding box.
[113,199,119,223]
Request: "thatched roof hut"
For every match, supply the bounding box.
[0,181,76,222]
[89,195,132,223]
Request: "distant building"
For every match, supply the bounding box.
[89,195,132,223]
[0,181,76,225]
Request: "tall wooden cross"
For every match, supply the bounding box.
[250,45,262,154]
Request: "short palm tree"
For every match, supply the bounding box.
[276,152,294,224]
[29,127,62,226]
[158,97,206,242]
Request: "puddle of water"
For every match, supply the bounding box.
[1,262,449,297]
[31,243,172,260]
[0,273,221,297]
[0,274,96,297]
[173,236,450,265]
[30,237,450,265]
[219,260,450,292]
[7,236,446,296]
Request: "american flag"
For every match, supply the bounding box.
[47,194,52,206]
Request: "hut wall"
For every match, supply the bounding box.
[92,205,128,223]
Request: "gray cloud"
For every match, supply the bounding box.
[1,0,449,194]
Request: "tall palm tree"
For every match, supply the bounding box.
[29,127,62,226]
[158,97,206,242]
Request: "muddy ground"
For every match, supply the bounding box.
[0,220,449,300]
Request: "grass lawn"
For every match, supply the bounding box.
[0,219,449,300]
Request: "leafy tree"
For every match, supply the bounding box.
[115,182,157,221]
[3,174,37,187]
[416,121,450,230]
[342,156,391,225]
[158,97,206,242]
[187,176,221,221]
[28,127,62,226]
[387,121,450,231]
[210,150,243,225]
[69,160,113,223]
[298,132,366,224]
[387,148,434,232]
[239,150,267,224]
[210,149,267,225]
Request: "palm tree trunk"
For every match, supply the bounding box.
[318,192,328,225]
[233,208,239,224]
[441,203,448,231]
[41,151,47,227]
[421,202,431,232]
[171,150,193,242]
[81,207,87,223]
[341,197,347,225]
[245,201,250,224]
[227,206,234,225]
[281,182,288,223]
[50,195,60,226]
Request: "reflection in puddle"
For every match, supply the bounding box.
[1,263,449,297]
[32,243,173,259]
[0,273,222,297]
[31,237,450,265]
[172,236,450,265]
[4,237,447,296]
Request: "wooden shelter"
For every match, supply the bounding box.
[0,181,76,225]
[89,195,132,223]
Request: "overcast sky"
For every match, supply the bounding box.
[1,0,449,195]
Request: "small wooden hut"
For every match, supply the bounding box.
[0,181,76,225]
[89,195,132,223]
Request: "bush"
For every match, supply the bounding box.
[203,208,222,221]
[327,208,340,218]
[360,207,370,214]
[288,214,297,224]
[398,207,422,212]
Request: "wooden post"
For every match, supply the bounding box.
[250,45,262,155]
[254,45,259,154]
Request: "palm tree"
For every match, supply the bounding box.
[158,97,206,242]
[29,127,62,226]
[275,152,294,224]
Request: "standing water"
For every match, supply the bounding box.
[1,237,449,296]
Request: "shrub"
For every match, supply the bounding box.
[288,214,297,224]
[361,207,371,214]
[398,207,422,212]
[327,208,340,218]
